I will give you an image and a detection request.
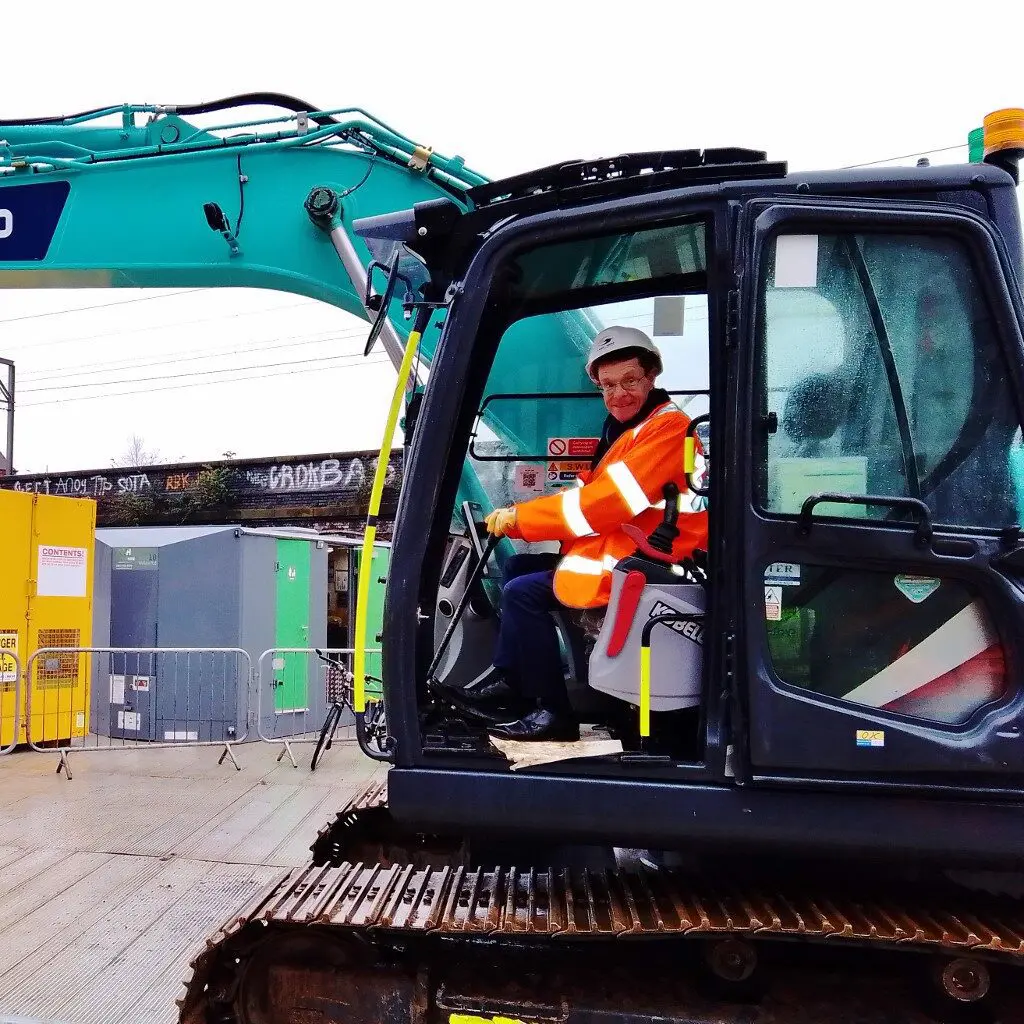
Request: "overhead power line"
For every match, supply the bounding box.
[20,349,386,394]
[0,288,207,326]
[19,324,371,385]
[841,142,968,169]
[20,352,393,407]
[0,297,323,352]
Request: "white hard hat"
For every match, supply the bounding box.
[585,325,663,383]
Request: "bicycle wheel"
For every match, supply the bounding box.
[311,703,343,771]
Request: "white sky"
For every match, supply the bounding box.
[2,0,1021,474]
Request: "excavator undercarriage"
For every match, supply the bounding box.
[179,778,1024,1024]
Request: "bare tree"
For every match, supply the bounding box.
[112,434,162,468]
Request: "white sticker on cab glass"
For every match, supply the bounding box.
[774,235,819,289]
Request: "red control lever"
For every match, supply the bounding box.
[622,523,673,564]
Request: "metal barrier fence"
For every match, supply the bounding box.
[255,647,382,768]
[0,652,21,757]
[25,647,253,779]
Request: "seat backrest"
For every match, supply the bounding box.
[782,372,847,455]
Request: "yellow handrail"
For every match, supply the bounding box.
[353,313,427,712]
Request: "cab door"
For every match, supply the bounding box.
[734,199,1024,780]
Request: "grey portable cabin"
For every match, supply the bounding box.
[91,525,328,743]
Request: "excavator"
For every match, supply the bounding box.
[3,95,1024,1024]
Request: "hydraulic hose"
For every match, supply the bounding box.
[0,93,337,127]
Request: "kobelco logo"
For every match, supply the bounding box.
[649,600,704,646]
[0,210,11,240]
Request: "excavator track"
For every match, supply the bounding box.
[180,778,1024,1024]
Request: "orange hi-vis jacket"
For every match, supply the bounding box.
[508,399,709,609]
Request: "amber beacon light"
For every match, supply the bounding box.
[982,107,1024,183]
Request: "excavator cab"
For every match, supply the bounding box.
[361,134,1024,868]
[416,232,715,759]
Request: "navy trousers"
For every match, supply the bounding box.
[492,553,575,715]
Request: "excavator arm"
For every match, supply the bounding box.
[0,95,482,349]
[0,92,597,512]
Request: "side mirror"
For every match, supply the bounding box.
[363,255,401,356]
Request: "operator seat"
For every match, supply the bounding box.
[552,418,711,736]
[564,491,709,749]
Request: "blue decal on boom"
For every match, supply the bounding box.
[0,180,71,262]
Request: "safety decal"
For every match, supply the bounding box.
[547,436,599,458]
[894,574,940,604]
[546,460,589,489]
[764,585,782,621]
[765,562,801,587]
[856,729,885,748]
[0,630,18,685]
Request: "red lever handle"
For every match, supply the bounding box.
[622,523,673,564]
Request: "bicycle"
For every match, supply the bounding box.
[310,649,388,770]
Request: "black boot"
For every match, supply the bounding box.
[437,667,528,721]
[488,706,580,742]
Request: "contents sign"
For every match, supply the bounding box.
[37,545,88,597]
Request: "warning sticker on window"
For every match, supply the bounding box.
[547,437,599,459]
[774,234,819,289]
[894,574,940,604]
[764,586,782,621]
[513,463,544,496]
[765,562,801,587]
[545,460,590,490]
[0,631,18,684]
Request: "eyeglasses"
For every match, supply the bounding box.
[597,376,646,396]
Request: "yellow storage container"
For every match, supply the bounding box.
[0,489,96,747]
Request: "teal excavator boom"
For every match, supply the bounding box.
[0,94,481,337]
[0,91,600,540]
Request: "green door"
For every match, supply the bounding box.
[364,546,389,697]
[349,545,388,700]
[274,539,310,712]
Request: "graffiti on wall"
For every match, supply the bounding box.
[0,450,403,527]
[13,472,152,497]
[243,456,398,494]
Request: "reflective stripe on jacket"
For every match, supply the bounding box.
[509,400,708,608]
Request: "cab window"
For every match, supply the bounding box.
[756,231,1021,531]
